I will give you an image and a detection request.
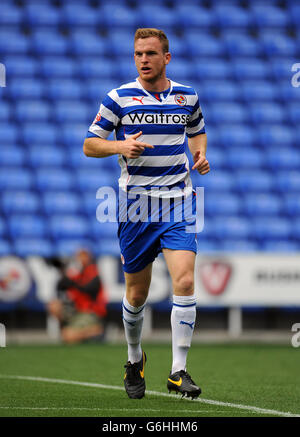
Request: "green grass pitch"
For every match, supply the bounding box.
[0,343,299,417]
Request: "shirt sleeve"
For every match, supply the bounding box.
[186,93,205,138]
[86,89,121,139]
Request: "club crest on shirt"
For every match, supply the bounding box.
[93,112,101,123]
[174,94,187,106]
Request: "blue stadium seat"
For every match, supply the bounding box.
[61,4,100,27]
[213,217,251,239]
[289,5,300,27]
[0,123,18,144]
[293,221,300,240]
[54,101,91,124]
[208,103,247,124]
[284,194,300,217]
[0,240,12,256]
[0,146,25,166]
[261,240,299,252]
[213,5,253,28]
[251,5,290,27]
[40,57,77,78]
[194,59,232,80]
[168,35,188,58]
[196,171,234,192]
[235,170,274,193]
[165,59,194,82]
[257,125,295,148]
[85,79,126,102]
[9,78,45,99]
[117,59,140,81]
[47,79,83,100]
[61,123,87,147]
[252,218,292,241]
[55,239,94,257]
[217,125,255,148]
[2,191,40,215]
[196,239,219,253]
[77,168,117,191]
[241,81,277,101]
[14,238,54,257]
[22,123,58,145]
[28,145,67,168]
[220,240,260,252]
[185,32,225,56]
[8,214,46,238]
[24,4,61,27]
[42,192,81,215]
[35,168,74,191]
[277,171,300,193]
[226,148,264,169]
[49,215,90,239]
[0,30,30,55]
[0,168,33,190]
[201,80,240,101]
[243,194,282,217]
[204,193,242,216]
[271,58,298,80]
[78,58,114,79]
[223,33,261,56]
[279,81,300,103]
[108,31,136,57]
[4,56,39,77]
[16,101,51,122]
[174,6,215,29]
[260,31,297,57]
[0,102,11,121]
[232,59,269,79]
[31,30,69,55]
[91,220,118,239]
[288,103,300,125]
[0,219,6,237]
[0,4,23,26]
[100,4,138,28]
[137,5,178,29]
[69,31,107,56]
[93,238,120,257]
[205,148,225,169]
[249,103,284,124]
[266,147,300,171]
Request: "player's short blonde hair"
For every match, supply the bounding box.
[134,28,169,53]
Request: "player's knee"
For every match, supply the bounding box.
[175,274,194,295]
[126,290,147,307]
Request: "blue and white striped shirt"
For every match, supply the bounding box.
[87,78,205,198]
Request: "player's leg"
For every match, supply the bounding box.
[163,248,201,398]
[122,262,152,399]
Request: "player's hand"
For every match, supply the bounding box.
[119,131,154,159]
[192,151,210,175]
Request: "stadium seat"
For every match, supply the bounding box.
[243,194,282,217]
[28,145,67,168]
[100,4,138,29]
[257,125,295,148]
[4,56,39,77]
[55,239,94,257]
[213,5,253,28]
[8,78,45,99]
[167,35,188,58]
[261,240,299,252]
[196,171,234,192]
[0,168,33,191]
[61,4,100,27]
[165,59,194,82]
[137,5,178,29]
[2,191,40,215]
[16,101,51,122]
[14,238,54,257]
[288,103,300,125]
[24,4,61,27]
[279,81,300,103]
[8,214,46,238]
[0,219,6,237]
[220,240,259,252]
[61,123,87,147]
[208,103,247,124]
[69,31,107,56]
[93,238,120,257]
[284,194,300,217]
[195,238,219,253]
[35,168,74,191]
[204,148,225,169]
[232,59,269,79]
[235,170,274,193]
[201,80,240,101]
[0,146,25,166]
[0,123,18,144]
[0,31,30,54]
[271,58,297,80]
[212,217,251,239]
[217,125,255,148]
[265,147,300,171]
[249,103,284,124]
[22,123,58,145]
[31,30,69,55]
[77,168,117,191]
[204,193,242,216]
[223,33,262,57]
[251,5,290,28]
[0,3,23,26]
[252,218,292,241]
[0,240,12,256]
[185,32,225,56]
[108,31,136,57]
[91,220,119,239]
[40,57,77,79]
[0,102,11,121]
[42,192,81,215]
[277,171,300,193]
[78,58,115,79]
[226,148,264,169]
[289,4,300,27]
[47,79,83,100]
[49,215,90,239]
[174,6,215,29]
[53,101,91,123]
[117,59,140,81]
[260,32,297,57]
[194,59,232,80]
[241,81,277,101]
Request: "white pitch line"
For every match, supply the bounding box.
[0,374,299,418]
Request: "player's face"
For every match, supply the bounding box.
[134,37,171,84]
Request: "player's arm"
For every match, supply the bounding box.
[188,133,210,175]
[83,131,154,159]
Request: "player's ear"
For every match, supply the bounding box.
[165,52,171,65]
